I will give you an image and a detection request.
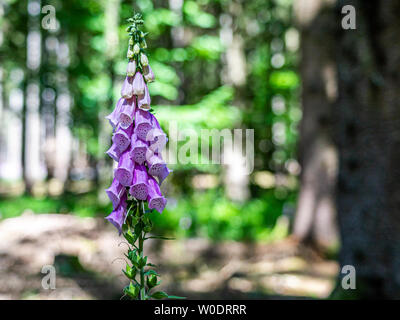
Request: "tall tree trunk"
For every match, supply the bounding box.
[22,74,31,194]
[40,30,56,182]
[22,0,43,194]
[99,0,120,190]
[292,0,339,250]
[335,0,400,298]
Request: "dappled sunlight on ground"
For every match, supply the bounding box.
[0,214,338,299]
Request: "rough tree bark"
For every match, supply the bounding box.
[292,0,339,250]
[334,0,400,298]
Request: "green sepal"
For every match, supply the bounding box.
[124,282,139,299]
[146,274,158,289]
[143,218,154,232]
[122,264,137,280]
[138,256,147,269]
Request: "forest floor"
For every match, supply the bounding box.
[0,213,339,300]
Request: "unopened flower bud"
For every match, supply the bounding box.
[132,72,145,95]
[140,53,149,66]
[127,49,134,59]
[133,43,140,54]
[121,76,134,99]
[127,60,137,77]
[129,38,134,46]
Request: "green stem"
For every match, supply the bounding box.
[138,201,146,300]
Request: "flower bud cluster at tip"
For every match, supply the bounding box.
[125,13,149,77]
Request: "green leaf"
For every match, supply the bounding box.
[127,250,139,267]
[146,235,176,241]
[168,295,186,300]
[130,216,139,227]
[124,230,135,245]
[126,200,138,212]
[144,270,159,277]
[138,256,147,268]
[151,291,169,299]
[142,215,150,224]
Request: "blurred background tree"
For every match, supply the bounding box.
[292,0,338,251]
[293,0,400,299]
[334,0,400,299]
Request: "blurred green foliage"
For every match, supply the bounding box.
[0,193,111,219]
[1,0,300,242]
[151,189,294,241]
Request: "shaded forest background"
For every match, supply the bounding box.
[1,0,399,299]
[1,0,301,242]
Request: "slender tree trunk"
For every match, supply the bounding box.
[22,76,31,194]
[22,0,43,194]
[334,0,400,298]
[40,31,56,182]
[0,3,4,174]
[292,0,339,250]
[99,0,120,190]
[22,0,30,193]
